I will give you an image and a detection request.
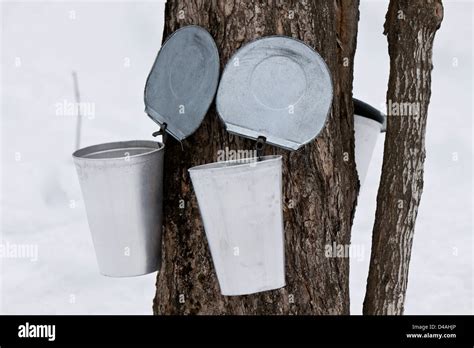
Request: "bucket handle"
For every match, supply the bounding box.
[256,136,266,161]
[152,122,168,144]
[152,122,185,151]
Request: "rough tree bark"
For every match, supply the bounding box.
[154,0,360,315]
[363,0,443,315]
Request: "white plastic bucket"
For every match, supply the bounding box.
[189,155,285,296]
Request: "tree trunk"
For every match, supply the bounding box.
[154,0,360,315]
[363,0,443,315]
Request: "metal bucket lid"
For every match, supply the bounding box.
[216,36,333,151]
[144,26,220,141]
[353,98,386,132]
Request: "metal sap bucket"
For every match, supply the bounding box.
[354,99,386,185]
[189,155,285,296]
[73,140,164,277]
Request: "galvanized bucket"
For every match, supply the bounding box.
[189,155,285,296]
[353,99,386,185]
[73,140,164,277]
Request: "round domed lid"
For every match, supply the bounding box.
[144,26,220,141]
[216,36,333,151]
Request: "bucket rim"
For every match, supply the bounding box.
[188,155,282,173]
[353,98,386,132]
[354,114,384,126]
[72,140,164,161]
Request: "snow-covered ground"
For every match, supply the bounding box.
[0,0,472,314]
[1,1,165,314]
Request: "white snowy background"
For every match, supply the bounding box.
[0,0,472,314]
